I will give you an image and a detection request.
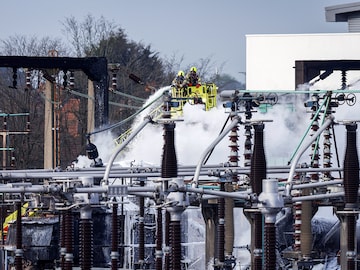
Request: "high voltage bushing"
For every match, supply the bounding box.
[64,209,74,270]
[343,123,359,207]
[60,213,66,269]
[15,201,23,270]
[138,179,145,266]
[347,215,357,270]
[250,123,267,270]
[342,122,359,270]
[80,206,93,270]
[250,123,266,195]
[160,118,178,270]
[258,179,284,270]
[166,177,187,270]
[111,202,119,270]
[252,213,263,270]
[118,208,125,268]
[164,211,170,270]
[264,223,277,270]
[215,182,225,269]
[161,122,178,178]
[170,220,181,270]
[155,207,163,270]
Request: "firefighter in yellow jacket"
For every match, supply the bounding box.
[172,70,186,89]
[185,66,201,87]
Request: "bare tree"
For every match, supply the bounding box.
[0,34,68,56]
[186,55,226,82]
[62,14,118,57]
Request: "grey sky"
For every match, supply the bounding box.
[0,0,351,82]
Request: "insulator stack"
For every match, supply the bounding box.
[250,124,266,195]
[10,151,15,168]
[170,220,181,270]
[80,219,93,269]
[60,213,66,269]
[155,208,163,270]
[64,210,74,270]
[138,180,145,264]
[216,182,225,265]
[225,115,237,261]
[341,70,347,90]
[26,115,30,132]
[69,71,75,90]
[264,223,277,270]
[118,212,125,267]
[228,125,239,165]
[15,202,22,270]
[63,71,68,89]
[26,69,31,90]
[292,172,303,253]
[224,183,234,260]
[310,105,320,182]
[4,116,7,131]
[343,124,359,207]
[111,203,119,270]
[292,189,302,252]
[322,128,332,180]
[243,125,252,167]
[300,192,312,258]
[12,67,17,88]
[111,72,117,91]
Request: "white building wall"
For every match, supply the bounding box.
[246,33,360,90]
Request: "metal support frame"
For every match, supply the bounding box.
[0,56,109,127]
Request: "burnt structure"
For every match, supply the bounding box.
[0,56,109,127]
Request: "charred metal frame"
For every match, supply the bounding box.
[0,56,109,126]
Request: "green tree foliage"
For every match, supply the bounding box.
[87,31,168,133]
